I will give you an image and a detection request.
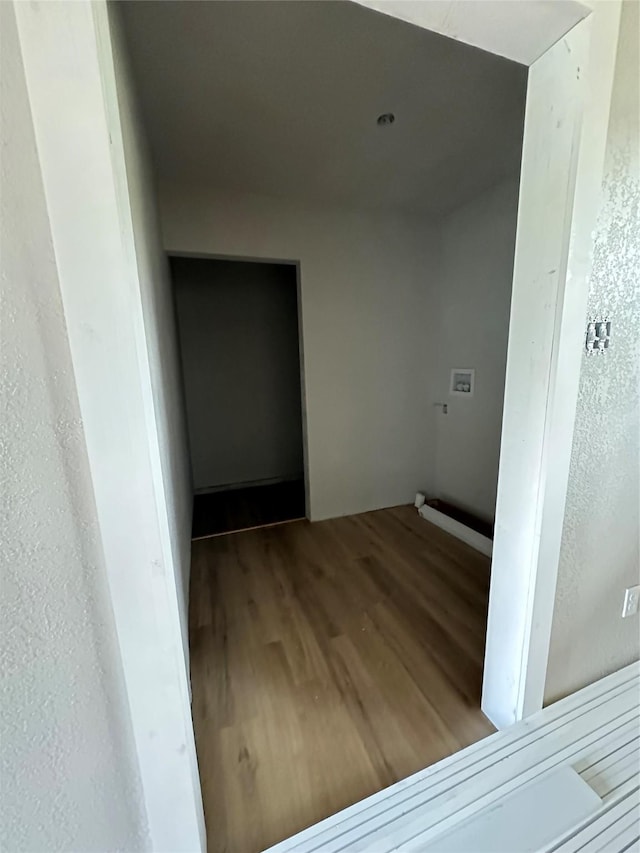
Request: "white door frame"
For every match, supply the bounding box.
[483,3,622,728]
[15,0,622,848]
[14,3,205,851]
[168,250,311,522]
[360,0,622,730]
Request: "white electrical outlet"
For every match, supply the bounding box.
[621,585,640,618]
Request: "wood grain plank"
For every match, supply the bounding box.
[266,668,638,853]
[189,505,494,852]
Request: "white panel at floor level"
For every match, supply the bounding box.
[418,767,601,853]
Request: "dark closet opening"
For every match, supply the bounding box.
[170,256,306,537]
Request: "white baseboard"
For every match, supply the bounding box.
[418,503,493,557]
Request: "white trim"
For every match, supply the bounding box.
[418,504,492,557]
[359,0,621,732]
[14,3,205,849]
[482,2,622,730]
[517,1,622,719]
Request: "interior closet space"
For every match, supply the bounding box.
[171,256,306,537]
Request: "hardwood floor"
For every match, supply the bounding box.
[189,505,494,853]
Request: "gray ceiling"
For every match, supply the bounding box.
[120,1,527,217]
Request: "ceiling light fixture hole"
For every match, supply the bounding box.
[377,112,395,126]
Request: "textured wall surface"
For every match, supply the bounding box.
[160,186,439,521]
[545,0,640,703]
[433,179,519,522]
[0,4,148,850]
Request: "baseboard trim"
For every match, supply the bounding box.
[418,503,493,557]
[194,474,304,496]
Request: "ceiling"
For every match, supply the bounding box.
[120,1,528,217]
[355,0,590,65]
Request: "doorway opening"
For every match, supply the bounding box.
[170,255,307,538]
[117,1,526,847]
[18,0,620,846]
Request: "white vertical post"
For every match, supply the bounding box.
[483,3,621,728]
[14,2,205,848]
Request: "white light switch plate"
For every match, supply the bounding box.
[621,585,640,618]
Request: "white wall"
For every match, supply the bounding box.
[160,186,439,521]
[172,258,304,492]
[109,3,192,667]
[545,0,639,703]
[1,4,148,849]
[432,180,520,522]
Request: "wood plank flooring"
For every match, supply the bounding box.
[267,663,640,853]
[189,505,494,853]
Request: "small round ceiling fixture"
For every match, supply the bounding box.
[377,112,395,126]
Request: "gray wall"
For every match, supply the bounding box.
[432,179,519,522]
[111,5,192,664]
[172,258,304,492]
[545,0,640,703]
[0,5,147,849]
[160,187,438,521]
